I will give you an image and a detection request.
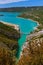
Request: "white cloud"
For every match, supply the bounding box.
[0,0,26,4]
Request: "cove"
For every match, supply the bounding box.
[0,12,38,58]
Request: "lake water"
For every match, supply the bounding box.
[0,12,38,58]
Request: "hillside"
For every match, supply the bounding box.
[0,6,43,12]
[0,22,20,65]
[17,30,43,65]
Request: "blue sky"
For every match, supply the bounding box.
[0,0,43,8]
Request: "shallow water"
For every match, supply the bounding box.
[0,12,38,58]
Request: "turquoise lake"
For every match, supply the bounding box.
[0,12,38,58]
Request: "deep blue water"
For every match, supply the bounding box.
[0,12,38,58]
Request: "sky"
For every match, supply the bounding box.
[0,0,26,4]
[0,0,43,8]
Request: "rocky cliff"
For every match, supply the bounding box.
[17,30,43,65]
[0,22,20,65]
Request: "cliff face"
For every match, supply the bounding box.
[17,30,43,65]
[0,22,20,65]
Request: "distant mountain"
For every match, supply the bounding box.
[0,6,43,12]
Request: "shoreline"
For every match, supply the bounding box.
[0,20,19,31]
[17,17,40,59]
[17,16,39,31]
[19,28,39,60]
[17,16,39,26]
